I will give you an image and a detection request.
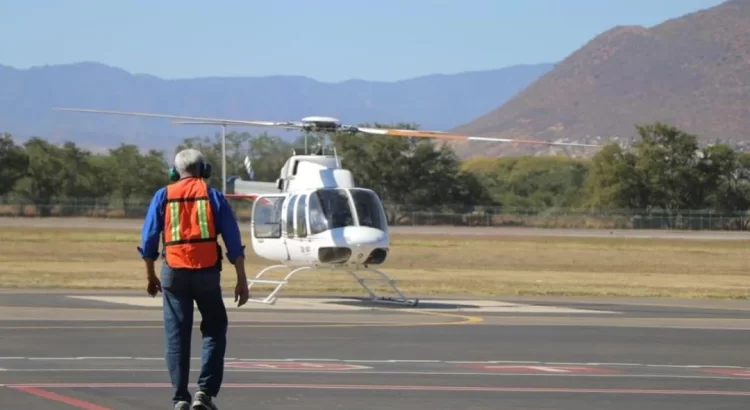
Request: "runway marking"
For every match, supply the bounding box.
[0,321,416,330]
[701,369,750,377]
[0,300,483,330]
[462,365,621,374]
[5,368,750,381]
[63,295,619,314]
[0,357,746,370]
[9,386,112,410]
[5,382,750,396]
[225,361,371,370]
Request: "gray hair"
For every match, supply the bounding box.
[174,148,206,178]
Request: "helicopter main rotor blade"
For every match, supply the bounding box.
[53,107,305,129]
[355,127,599,148]
[53,107,597,148]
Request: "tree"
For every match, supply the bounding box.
[700,144,750,229]
[0,133,29,197]
[13,138,67,216]
[174,131,293,189]
[582,142,648,210]
[245,132,295,182]
[631,122,706,212]
[330,123,493,223]
[464,156,589,210]
[55,141,116,215]
[108,144,168,214]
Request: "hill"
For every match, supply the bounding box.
[0,61,552,150]
[450,0,750,158]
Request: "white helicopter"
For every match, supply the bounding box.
[53,107,598,307]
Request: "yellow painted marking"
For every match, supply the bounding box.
[0,306,484,330]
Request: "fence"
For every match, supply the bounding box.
[0,196,749,231]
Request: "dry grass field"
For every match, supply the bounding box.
[0,225,748,299]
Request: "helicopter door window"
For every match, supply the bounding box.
[286,195,297,238]
[308,193,329,235]
[252,196,284,239]
[296,194,307,238]
[350,189,387,231]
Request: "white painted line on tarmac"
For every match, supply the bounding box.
[386,360,442,363]
[64,295,620,314]
[0,368,749,382]
[0,356,746,370]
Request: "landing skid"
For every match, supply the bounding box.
[245,264,419,307]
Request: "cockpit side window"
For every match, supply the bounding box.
[350,189,387,231]
[311,188,355,231]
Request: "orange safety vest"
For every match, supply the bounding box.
[163,178,219,269]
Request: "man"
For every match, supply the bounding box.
[137,148,250,410]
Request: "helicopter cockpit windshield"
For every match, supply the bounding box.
[308,188,387,235]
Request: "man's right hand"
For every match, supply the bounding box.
[235,281,249,307]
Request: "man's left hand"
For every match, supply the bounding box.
[147,276,162,297]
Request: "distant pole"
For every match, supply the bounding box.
[221,124,227,194]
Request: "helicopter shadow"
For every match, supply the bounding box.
[322,297,480,310]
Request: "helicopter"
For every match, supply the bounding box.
[52,107,599,307]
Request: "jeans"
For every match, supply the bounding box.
[160,262,228,404]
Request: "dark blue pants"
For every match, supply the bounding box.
[160,262,228,404]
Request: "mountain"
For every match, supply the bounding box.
[450,0,750,158]
[0,61,553,150]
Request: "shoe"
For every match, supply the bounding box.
[174,401,190,410]
[192,391,219,410]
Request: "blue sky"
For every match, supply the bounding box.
[1,0,727,82]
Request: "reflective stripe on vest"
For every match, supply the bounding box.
[163,178,218,269]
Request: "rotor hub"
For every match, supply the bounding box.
[301,116,341,132]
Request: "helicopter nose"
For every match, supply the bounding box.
[342,227,388,265]
[343,226,387,246]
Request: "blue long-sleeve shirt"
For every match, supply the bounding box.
[137,186,246,264]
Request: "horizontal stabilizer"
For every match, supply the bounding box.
[226,180,280,200]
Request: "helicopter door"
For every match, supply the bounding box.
[250,194,288,262]
[286,193,315,264]
[282,193,313,264]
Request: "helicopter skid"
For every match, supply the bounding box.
[245,264,418,307]
[346,267,419,307]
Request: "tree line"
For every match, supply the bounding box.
[1,122,749,229]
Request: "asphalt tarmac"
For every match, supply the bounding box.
[2,217,749,408]
[1,291,749,410]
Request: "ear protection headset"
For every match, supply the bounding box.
[168,160,212,182]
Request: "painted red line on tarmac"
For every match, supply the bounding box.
[6,382,750,396]
[10,386,114,410]
[701,369,750,377]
